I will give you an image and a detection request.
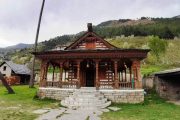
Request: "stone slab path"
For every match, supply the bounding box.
[34,107,108,120]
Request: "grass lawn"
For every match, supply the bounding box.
[0,85,59,120]
[101,90,180,120]
[0,85,180,120]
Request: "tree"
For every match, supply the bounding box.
[0,72,15,94]
[148,36,168,61]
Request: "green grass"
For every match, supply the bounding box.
[0,86,180,120]
[101,90,180,120]
[0,85,59,120]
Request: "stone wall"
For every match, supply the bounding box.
[142,75,155,89]
[100,89,144,103]
[155,76,180,100]
[38,87,144,103]
[38,88,75,100]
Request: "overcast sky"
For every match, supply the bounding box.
[0,0,179,47]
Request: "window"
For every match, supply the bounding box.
[3,66,6,71]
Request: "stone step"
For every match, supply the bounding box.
[80,87,96,90]
[73,91,101,95]
[65,97,107,102]
[71,94,104,98]
[63,101,107,106]
[61,87,111,109]
[64,99,107,105]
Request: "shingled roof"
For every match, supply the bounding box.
[0,61,31,75]
[154,68,180,76]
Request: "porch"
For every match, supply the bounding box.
[39,58,142,90]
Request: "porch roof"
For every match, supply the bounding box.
[33,48,150,60]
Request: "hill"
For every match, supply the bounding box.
[173,15,180,18]
[0,43,32,54]
[5,43,33,49]
[1,16,180,76]
[94,17,180,39]
[97,18,154,27]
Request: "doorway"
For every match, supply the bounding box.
[86,68,95,87]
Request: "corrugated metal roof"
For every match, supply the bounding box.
[5,61,31,75]
[154,68,180,75]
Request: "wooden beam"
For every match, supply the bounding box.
[95,60,99,90]
[59,62,63,88]
[39,61,48,87]
[77,61,80,89]
[132,60,142,89]
[114,61,119,89]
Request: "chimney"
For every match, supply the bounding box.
[87,23,93,32]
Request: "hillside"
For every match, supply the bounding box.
[94,17,180,39]
[97,18,154,27]
[0,43,32,56]
[108,36,180,76]
[173,15,180,18]
[1,16,180,76]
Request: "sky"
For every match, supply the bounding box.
[0,0,180,47]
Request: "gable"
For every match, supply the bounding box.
[65,23,117,50]
[0,63,12,77]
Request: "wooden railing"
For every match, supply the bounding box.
[99,79,135,89]
[46,80,134,89]
[119,82,134,89]
[46,79,78,88]
[99,79,114,89]
[46,81,59,87]
[61,80,78,88]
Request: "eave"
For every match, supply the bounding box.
[33,49,150,60]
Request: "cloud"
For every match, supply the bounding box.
[0,0,179,47]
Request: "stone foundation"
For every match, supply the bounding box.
[100,89,144,103]
[38,87,144,103]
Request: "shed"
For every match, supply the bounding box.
[0,61,31,85]
[154,68,180,100]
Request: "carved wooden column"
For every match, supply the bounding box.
[77,61,81,89]
[132,60,142,89]
[95,60,99,90]
[39,60,48,87]
[114,61,119,89]
[59,62,63,88]
[52,66,55,82]
[129,67,132,83]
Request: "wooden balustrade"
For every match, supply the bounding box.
[119,82,133,89]
[61,80,78,88]
[46,79,78,88]
[99,78,134,89]
[99,79,114,89]
[46,81,59,87]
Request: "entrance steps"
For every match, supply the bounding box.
[61,87,111,109]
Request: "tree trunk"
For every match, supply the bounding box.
[29,0,46,88]
[0,72,15,94]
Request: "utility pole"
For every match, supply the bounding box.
[29,0,46,88]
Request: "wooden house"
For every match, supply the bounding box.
[34,23,150,103]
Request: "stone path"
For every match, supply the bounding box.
[34,106,121,120]
[34,88,121,120]
[34,107,106,120]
